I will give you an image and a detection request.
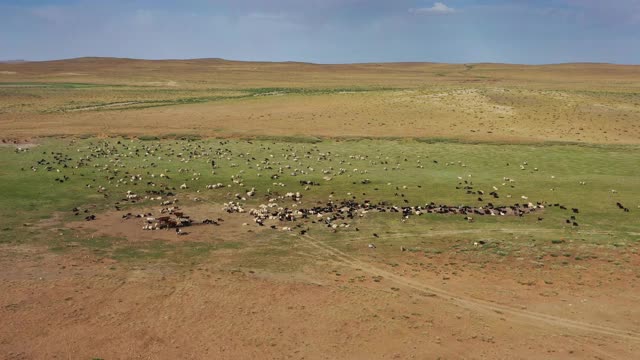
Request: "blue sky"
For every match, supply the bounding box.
[1,0,639,64]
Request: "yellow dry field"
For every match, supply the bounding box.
[1,58,639,143]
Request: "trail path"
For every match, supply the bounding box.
[299,233,640,342]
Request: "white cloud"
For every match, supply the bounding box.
[410,2,456,15]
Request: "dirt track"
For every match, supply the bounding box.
[1,232,639,359]
[301,233,640,342]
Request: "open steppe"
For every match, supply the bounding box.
[1,58,639,359]
[2,58,640,143]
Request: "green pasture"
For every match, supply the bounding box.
[1,137,638,266]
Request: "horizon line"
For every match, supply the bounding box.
[1,56,638,67]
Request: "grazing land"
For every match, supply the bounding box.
[1,58,640,359]
[2,58,640,143]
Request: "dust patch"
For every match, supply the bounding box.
[65,203,268,244]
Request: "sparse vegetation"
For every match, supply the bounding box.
[1,58,640,359]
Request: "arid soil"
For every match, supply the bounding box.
[2,58,640,144]
[1,206,639,359]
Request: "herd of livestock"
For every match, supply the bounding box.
[16,138,633,239]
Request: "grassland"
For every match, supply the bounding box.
[2,138,638,263]
[1,58,640,358]
[1,58,640,143]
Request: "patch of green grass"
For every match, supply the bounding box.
[252,135,323,144]
[137,135,160,141]
[176,241,241,258]
[112,241,172,261]
[245,87,391,96]
[1,136,638,265]
[415,137,464,144]
[106,240,243,263]
[49,246,68,253]
[36,86,394,114]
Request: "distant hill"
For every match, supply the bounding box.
[1,57,639,144]
[1,57,638,90]
[0,60,28,64]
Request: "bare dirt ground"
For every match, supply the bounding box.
[1,206,639,359]
[1,244,638,359]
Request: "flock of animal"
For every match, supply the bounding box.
[16,138,633,245]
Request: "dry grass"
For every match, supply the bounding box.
[2,58,639,89]
[1,57,640,143]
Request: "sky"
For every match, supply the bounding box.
[1,0,639,64]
